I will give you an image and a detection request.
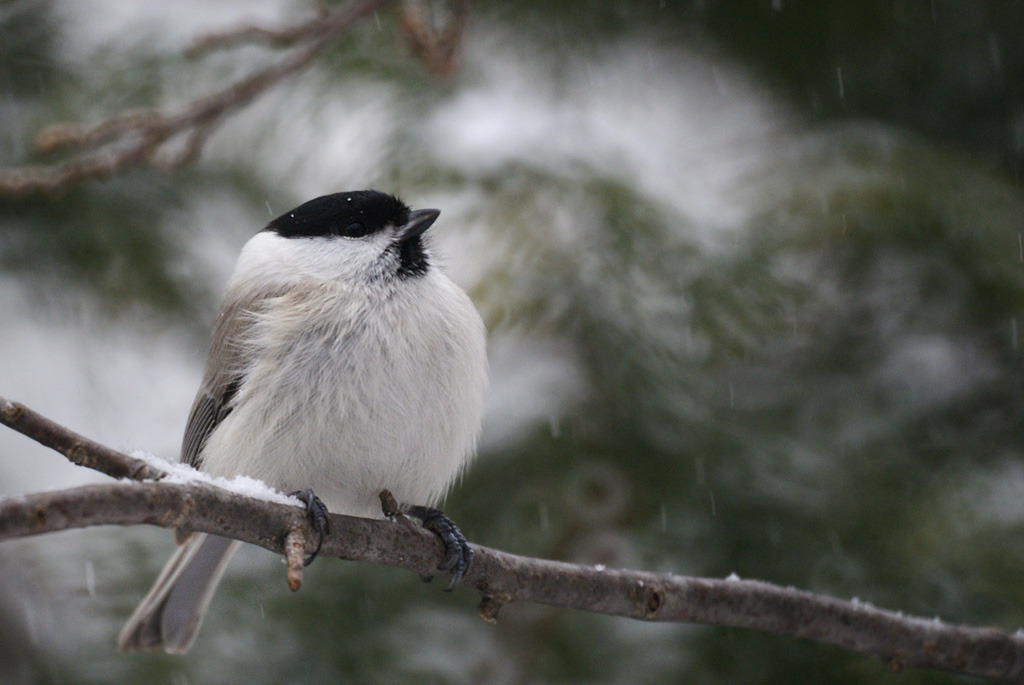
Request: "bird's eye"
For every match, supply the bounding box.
[339,222,369,238]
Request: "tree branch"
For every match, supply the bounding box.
[3,395,1024,682]
[0,397,163,481]
[399,0,470,75]
[0,0,391,196]
[183,9,339,57]
[0,0,476,197]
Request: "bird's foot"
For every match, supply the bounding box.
[401,504,474,591]
[289,489,330,566]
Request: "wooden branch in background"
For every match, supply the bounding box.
[0,0,390,196]
[3,394,1024,683]
[400,0,470,75]
[183,9,338,56]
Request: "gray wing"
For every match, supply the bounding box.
[180,382,239,469]
[180,289,271,469]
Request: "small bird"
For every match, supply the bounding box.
[118,190,488,653]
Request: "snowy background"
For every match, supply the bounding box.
[2,1,1024,683]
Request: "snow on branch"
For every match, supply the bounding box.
[2,394,1024,682]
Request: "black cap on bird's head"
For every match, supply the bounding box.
[265,190,439,278]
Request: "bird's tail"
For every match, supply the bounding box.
[118,533,240,654]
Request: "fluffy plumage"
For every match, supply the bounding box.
[119,191,487,653]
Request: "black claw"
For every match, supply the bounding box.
[290,489,330,566]
[404,505,473,591]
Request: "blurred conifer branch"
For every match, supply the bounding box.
[3,394,1024,682]
[0,0,467,196]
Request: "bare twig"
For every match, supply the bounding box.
[184,10,335,57]
[283,526,308,591]
[0,397,163,481]
[4,395,1024,682]
[0,0,389,196]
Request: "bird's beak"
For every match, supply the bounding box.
[398,208,440,242]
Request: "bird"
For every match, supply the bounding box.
[118,190,488,653]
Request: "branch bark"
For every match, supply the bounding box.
[0,397,163,481]
[3,394,1024,683]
